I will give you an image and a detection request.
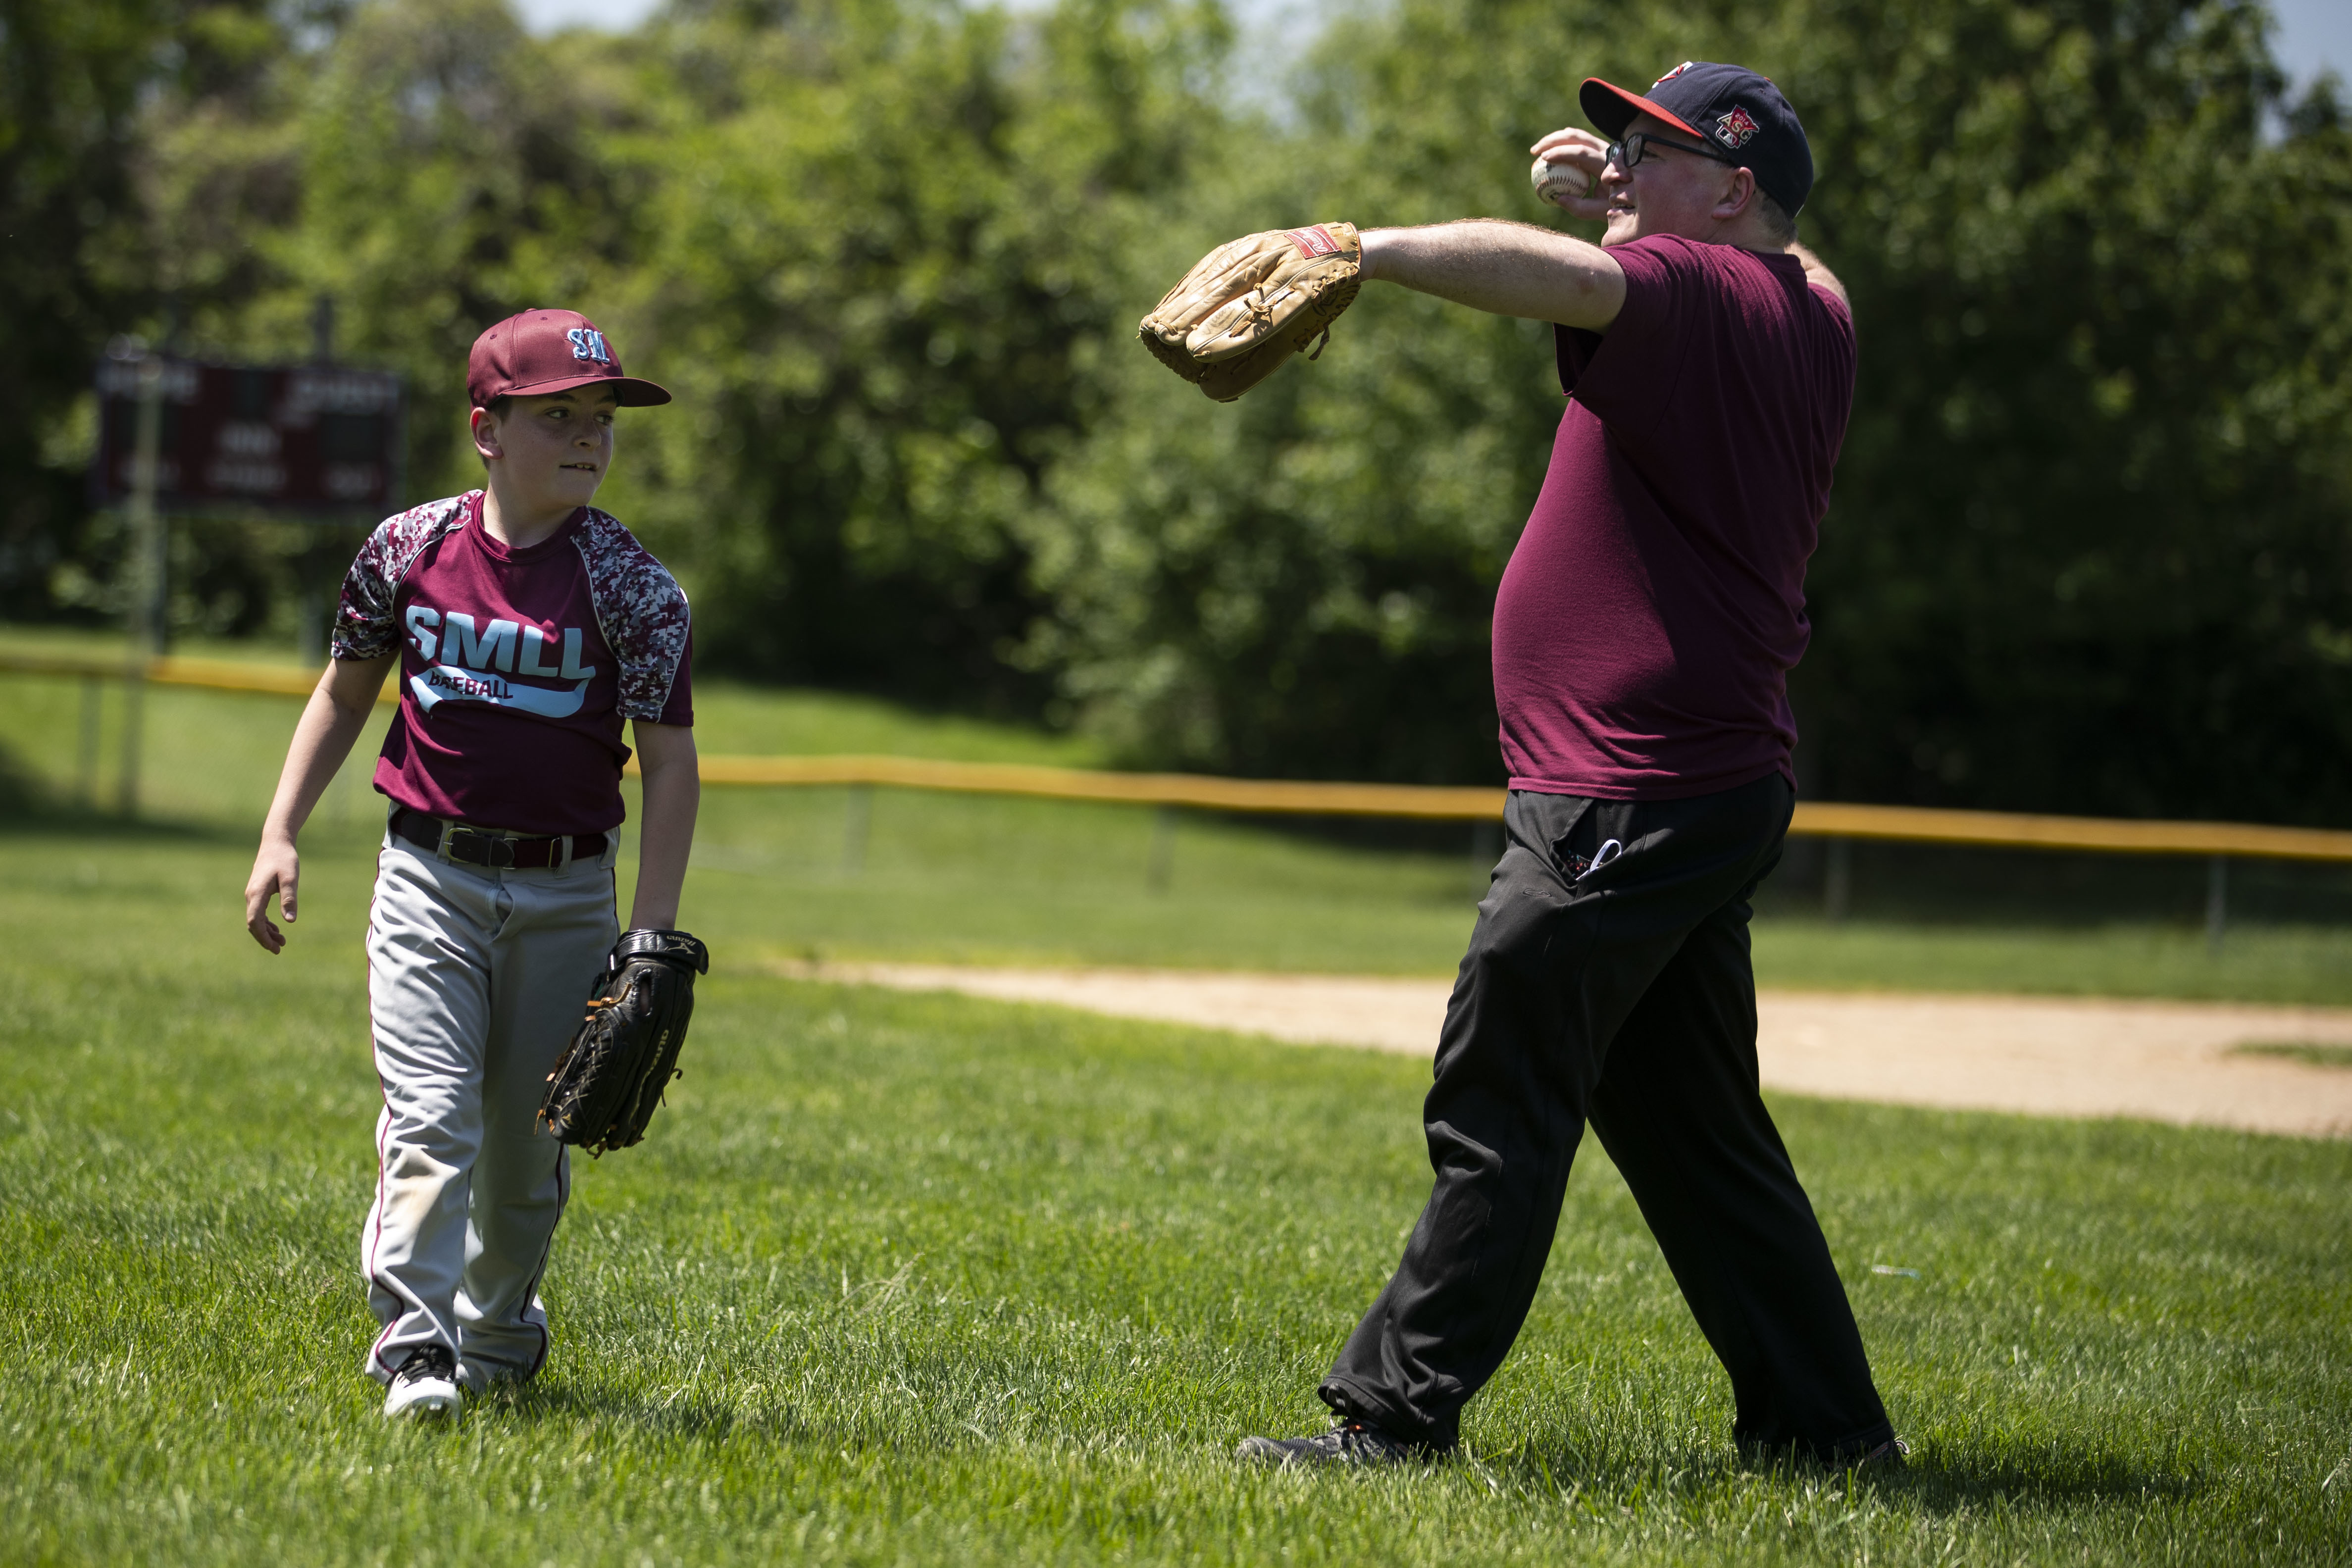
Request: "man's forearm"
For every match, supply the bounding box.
[1361,219,1627,331]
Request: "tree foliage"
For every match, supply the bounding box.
[0,0,330,618]
[1028,0,2352,815]
[5,0,2349,820]
[605,0,1230,709]
[1788,0,2352,816]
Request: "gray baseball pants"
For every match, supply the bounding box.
[360,823,618,1387]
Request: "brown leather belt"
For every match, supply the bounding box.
[390,807,608,870]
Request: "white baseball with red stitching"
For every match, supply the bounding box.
[1531,156,1592,206]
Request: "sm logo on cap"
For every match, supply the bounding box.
[566,327,613,364]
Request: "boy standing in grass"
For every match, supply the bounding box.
[243,310,701,1418]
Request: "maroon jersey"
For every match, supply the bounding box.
[331,491,693,835]
[1491,234,1855,800]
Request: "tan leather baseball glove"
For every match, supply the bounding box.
[1138,222,1362,402]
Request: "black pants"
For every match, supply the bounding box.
[1320,774,1892,1460]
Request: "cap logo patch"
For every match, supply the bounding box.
[1715,104,1760,149]
[1652,61,1694,87]
[565,327,613,365]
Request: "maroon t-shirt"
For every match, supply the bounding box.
[1490,234,1855,800]
[331,491,693,836]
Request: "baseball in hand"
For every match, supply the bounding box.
[1531,155,1592,207]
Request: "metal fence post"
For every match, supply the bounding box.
[842,784,871,876]
[1824,836,1852,921]
[1147,804,1176,893]
[1469,817,1500,901]
[295,582,324,668]
[118,353,166,818]
[2206,854,2227,954]
[76,674,102,808]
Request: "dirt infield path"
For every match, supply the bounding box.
[781,962,2352,1139]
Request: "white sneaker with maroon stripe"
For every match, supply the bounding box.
[383,1345,461,1418]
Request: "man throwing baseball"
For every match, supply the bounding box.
[1237,63,1901,1467]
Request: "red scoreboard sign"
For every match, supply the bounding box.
[92,354,405,515]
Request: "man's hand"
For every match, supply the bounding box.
[1528,127,1615,224]
[246,836,300,954]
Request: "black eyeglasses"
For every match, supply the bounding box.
[1607,131,1737,171]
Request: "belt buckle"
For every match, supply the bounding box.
[437,820,514,869]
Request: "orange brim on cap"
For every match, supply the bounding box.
[1579,77,1705,141]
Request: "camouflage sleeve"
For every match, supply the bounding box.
[330,495,471,661]
[572,510,692,721]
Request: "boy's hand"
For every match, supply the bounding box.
[245,836,301,954]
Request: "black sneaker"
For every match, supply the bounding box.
[1235,1416,1434,1467]
[1742,1433,1908,1469]
[383,1344,461,1418]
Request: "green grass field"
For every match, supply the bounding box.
[3,641,2351,1560]
[2,825,2349,1564]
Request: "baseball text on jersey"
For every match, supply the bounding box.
[402,607,601,717]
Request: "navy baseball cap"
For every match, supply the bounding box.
[1580,61,1815,217]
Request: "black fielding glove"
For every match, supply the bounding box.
[539,929,711,1155]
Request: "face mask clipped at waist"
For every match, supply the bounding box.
[1568,838,1625,883]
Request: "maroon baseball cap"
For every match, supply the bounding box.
[466,308,671,409]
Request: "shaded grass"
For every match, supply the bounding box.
[0,626,1099,827]
[1749,917,2352,1006]
[1,829,2349,1564]
[683,786,2352,1001]
[8,644,2352,1002]
[2231,1042,2352,1070]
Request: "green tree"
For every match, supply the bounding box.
[0,0,323,621]
[19,0,1241,684]
[272,0,642,496]
[606,0,1233,710]
[14,0,2351,829]
[1024,0,2352,823]
[1787,0,2352,820]
[1023,0,1761,782]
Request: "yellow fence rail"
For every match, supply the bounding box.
[9,648,2352,865]
[691,752,1503,821]
[0,648,394,704]
[684,752,2352,863]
